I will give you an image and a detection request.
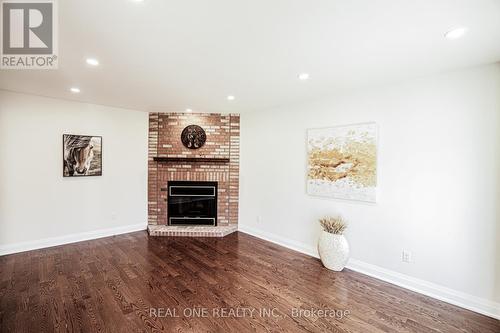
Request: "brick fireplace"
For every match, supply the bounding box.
[147,112,239,237]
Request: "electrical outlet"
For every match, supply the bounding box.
[402,250,412,263]
[257,216,263,223]
[111,212,117,221]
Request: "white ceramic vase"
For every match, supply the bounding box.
[318,231,350,271]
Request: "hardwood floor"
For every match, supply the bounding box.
[0,231,498,333]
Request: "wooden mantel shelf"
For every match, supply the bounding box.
[153,156,230,163]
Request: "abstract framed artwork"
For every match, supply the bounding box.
[63,134,102,177]
[307,122,377,202]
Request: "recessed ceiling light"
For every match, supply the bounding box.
[298,73,310,80]
[86,58,99,66]
[445,27,468,40]
[70,87,80,93]
[186,108,193,112]
[226,95,235,101]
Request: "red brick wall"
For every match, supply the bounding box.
[148,112,240,226]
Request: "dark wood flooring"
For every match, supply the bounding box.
[0,231,498,332]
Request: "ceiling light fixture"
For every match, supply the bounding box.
[226,95,235,101]
[445,27,468,40]
[70,87,81,93]
[86,58,99,66]
[186,108,193,112]
[298,73,310,80]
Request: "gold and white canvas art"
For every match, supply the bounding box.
[307,123,378,202]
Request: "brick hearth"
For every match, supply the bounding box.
[147,112,240,236]
[148,225,237,237]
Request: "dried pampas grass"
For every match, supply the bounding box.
[319,216,347,235]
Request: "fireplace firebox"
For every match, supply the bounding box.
[167,181,217,226]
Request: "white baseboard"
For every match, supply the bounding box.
[0,223,147,256]
[238,224,500,320]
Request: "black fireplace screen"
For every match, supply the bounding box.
[167,181,217,226]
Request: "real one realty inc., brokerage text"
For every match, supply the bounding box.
[149,307,350,319]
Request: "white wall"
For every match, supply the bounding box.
[0,91,149,253]
[240,63,500,317]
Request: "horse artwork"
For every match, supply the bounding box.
[63,134,102,177]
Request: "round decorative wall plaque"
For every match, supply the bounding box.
[181,125,207,149]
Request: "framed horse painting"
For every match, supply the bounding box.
[63,134,102,177]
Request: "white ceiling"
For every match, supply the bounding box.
[1,0,500,113]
